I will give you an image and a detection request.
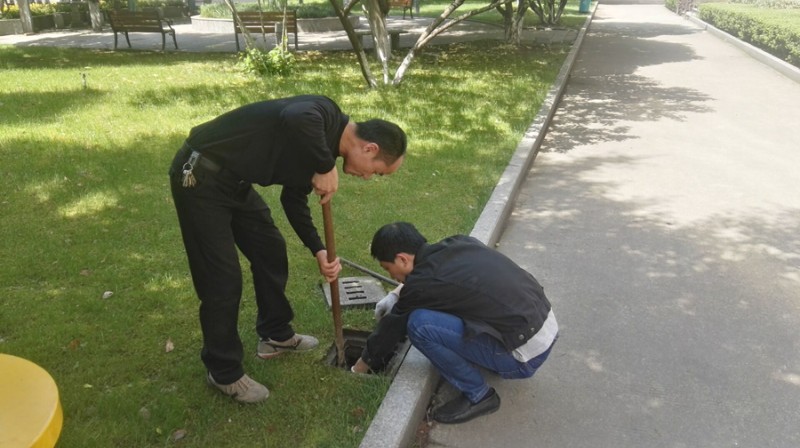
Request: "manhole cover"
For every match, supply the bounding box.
[321,276,387,309]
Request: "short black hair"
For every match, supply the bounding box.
[355,119,407,163]
[370,222,427,262]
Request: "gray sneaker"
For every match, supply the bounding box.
[257,334,319,359]
[207,373,269,403]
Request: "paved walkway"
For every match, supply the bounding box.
[427,3,800,448]
[5,6,799,447]
[0,16,576,52]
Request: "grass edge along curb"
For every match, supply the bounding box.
[697,3,800,67]
[685,10,800,83]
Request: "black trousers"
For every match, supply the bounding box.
[170,146,296,384]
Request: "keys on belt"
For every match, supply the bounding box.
[181,150,200,187]
[180,148,236,188]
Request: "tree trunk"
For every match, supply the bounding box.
[340,0,517,86]
[554,0,568,23]
[329,0,378,88]
[508,0,527,45]
[496,2,512,41]
[365,0,390,84]
[393,0,513,85]
[88,0,103,32]
[225,0,257,51]
[529,0,545,24]
[18,0,33,34]
[529,0,567,26]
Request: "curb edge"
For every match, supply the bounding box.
[357,5,598,448]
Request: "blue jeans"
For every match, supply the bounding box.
[407,309,555,403]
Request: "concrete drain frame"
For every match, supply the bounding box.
[321,276,387,309]
[321,276,408,375]
[324,328,410,377]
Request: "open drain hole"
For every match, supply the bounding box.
[324,328,410,377]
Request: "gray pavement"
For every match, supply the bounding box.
[0,16,576,52]
[428,3,800,448]
[4,5,800,447]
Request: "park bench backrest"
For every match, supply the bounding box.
[388,0,413,18]
[235,11,297,35]
[234,10,298,51]
[108,10,167,32]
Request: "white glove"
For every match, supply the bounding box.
[374,292,399,321]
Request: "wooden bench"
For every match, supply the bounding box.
[234,10,298,52]
[389,0,413,19]
[107,9,178,51]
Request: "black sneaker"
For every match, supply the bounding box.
[432,388,501,424]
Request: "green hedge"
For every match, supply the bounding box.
[0,0,185,18]
[1,3,77,18]
[698,3,800,66]
[200,2,336,18]
[97,0,187,11]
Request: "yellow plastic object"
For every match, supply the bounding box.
[0,354,63,448]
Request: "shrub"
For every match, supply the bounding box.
[136,0,187,7]
[698,3,800,66]
[1,3,59,18]
[95,0,186,12]
[237,44,296,76]
[200,2,335,18]
[727,0,800,8]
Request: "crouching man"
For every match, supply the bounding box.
[352,222,558,424]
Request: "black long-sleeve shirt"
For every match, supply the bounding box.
[361,235,555,370]
[184,95,349,255]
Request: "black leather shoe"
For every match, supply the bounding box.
[432,388,501,424]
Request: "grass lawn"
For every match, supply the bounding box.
[0,22,573,448]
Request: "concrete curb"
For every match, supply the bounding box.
[357,6,598,448]
[685,12,800,84]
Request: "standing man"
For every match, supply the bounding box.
[169,95,406,403]
[352,222,557,424]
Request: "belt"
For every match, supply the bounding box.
[178,144,222,173]
[195,151,222,173]
[178,144,244,187]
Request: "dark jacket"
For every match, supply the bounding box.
[361,235,553,370]
[184,95,349,254]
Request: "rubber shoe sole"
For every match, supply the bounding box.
[433,389,501,424]
[207,373,269,403]
[257,334,319,359]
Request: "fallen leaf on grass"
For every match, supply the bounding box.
[171,429,187,442]
[67,338,81,351]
